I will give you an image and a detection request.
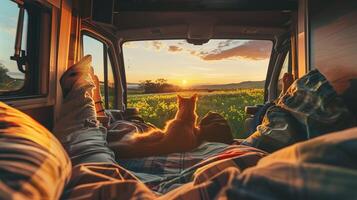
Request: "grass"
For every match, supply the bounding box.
[127,89,264,138]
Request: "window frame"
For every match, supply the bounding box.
[120,38,276,106]
[81,30,119,109]
[267,43,291,101]
[297,0,309,76]
[0,0,52,100]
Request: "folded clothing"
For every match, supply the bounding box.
[242,69,356,152]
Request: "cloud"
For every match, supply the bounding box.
[152,41,164,50]
[217,40,234,49]
[168,45,183,52]
[189,50,199,56]
[199,40,272,61]
[123,42,137,48]
[189,66,214,71]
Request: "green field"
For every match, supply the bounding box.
[127,89,264,138]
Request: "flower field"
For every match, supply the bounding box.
[127,89,264,138]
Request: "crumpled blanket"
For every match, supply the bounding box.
[117,142,267,194]
[63,127,357,200]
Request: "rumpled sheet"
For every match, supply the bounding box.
[63,127,357,200]
[117,142,267,194]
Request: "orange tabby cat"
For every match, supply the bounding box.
[114,94,200,158]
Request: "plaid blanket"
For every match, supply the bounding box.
[117,142,267,194]
[62,127,357,200]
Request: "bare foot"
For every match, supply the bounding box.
[282,73,294,93]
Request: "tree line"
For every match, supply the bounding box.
[139,78,181,93]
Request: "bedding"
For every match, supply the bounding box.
[117,142,267,194]
[2,58,356,200]
[63,127,357,200]
[1,97,357,199]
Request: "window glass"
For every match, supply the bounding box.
[122,39,273,138]
[83,35,105,103]
[277,52,290,95]
[0,1,27,92]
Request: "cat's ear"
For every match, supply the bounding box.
[191,94,198,101]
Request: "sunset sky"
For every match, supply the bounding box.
[123,39,272,86]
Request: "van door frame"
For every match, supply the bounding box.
[80,21,124,110]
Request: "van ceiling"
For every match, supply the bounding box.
[87,0,297,42]
[116,0,297,11]
[114,11,293,31]
[113,11,293,41]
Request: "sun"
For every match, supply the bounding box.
[181,79,187,85]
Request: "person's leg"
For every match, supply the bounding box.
[53,55,116,166]
[54,56,157,199]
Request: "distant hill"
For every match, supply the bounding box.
[192,80,265,90]
[127,80,265,91]
[127,83,140,89]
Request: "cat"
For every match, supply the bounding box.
[114,94,200,158]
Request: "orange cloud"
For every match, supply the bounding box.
[168,45,183,52]
[152,41,163,50]
[200,40,272,61]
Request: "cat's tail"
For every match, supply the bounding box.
[113,142,169,158]
[133,129,165,143]
[113,130,170,158]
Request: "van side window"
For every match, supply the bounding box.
[0,1,27,93]
[82,34,116,109]
[277,51,291,95]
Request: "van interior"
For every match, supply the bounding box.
[0,0,356,199]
